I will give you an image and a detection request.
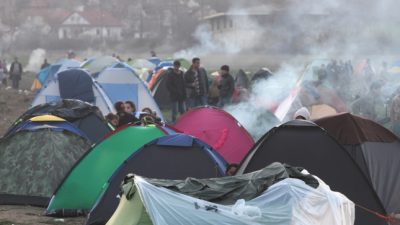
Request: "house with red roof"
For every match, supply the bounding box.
[58,9,123,40]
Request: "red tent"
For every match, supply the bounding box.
[174,106,254,164]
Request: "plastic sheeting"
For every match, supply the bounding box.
[132,176,355,225]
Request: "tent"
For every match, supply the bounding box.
[0,116,91,206]
[96,67,163,119]
[32,59,81,90]
[81,56,119,76]
[237,120,387,225]
[129,59,156,70]
[106,163,354,225]
[235,69,250,89]
[314,112,400,213]
[154,60,173,72]
[5,99,112,143]
[147,57,161,66]
[251,68,273,82]
[46,125,174,216]
[175,106,254,164]
[31,69,114,116]
[86,134,227,225]
[148,68,171,110]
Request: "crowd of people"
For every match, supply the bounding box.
[164,57,235,123]
[105,101,161,128]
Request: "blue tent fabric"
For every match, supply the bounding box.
[37,66,51,84]
[13,120,88,139]
[155,61,173,72]
[100,83,138,104]
[148,57,161,66]
[58,69,95,103]
[156,134,194,147]
[46,96,61,103]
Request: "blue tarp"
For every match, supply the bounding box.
[58,69,95,103]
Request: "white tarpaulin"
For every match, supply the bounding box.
[134,176,355,225]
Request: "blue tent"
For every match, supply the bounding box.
[154,60,173,72]
[37,59,81,85]
[148,57,161,66]
[86,133,227,225]
[31,69,114,116]
[58,69,95,103]
[96,67,164,120]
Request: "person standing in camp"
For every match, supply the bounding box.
[184,57,209,108]
[166,60,186,123]
[41,59,50,69]
[9,57,23,90]
[217,65,234,107]
[0,59,5,88]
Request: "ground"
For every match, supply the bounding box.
[0,206,85,225]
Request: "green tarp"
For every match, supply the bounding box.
[46,126,166,216]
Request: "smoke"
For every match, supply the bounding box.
[225,65,301,140]
[174,5,265,59]
[25,48,46,72]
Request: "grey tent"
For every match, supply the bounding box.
[314,112,400,214]
[237,120,387,225]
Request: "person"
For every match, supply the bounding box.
[293,107,310,120]
[114,101,136,127]
[390,88,400,136]
[41,59,50,69]
[352,81,384,121]
[166,60,186,123]
[217,65,234,107]
[1,59,7,87]
[105,113,119,127]
[226,164,239,176]
[317,64,327,81]
[0,59,5,88]
[125,101,140,124]
[9,57,23,90]
[150,50,157,57]
[184,57,209,108]
[67,50,76,59]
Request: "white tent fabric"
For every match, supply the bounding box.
[135,176,355,225]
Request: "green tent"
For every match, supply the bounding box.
[46,125,167,216]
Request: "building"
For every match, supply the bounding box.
[58,9,123,40]
[202,4,329,52]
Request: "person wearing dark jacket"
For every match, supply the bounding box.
[184,57,209,108]
[9,57,23,89]
[114,101,136,127]
[217,65,234,107]
[166,60,186,123]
